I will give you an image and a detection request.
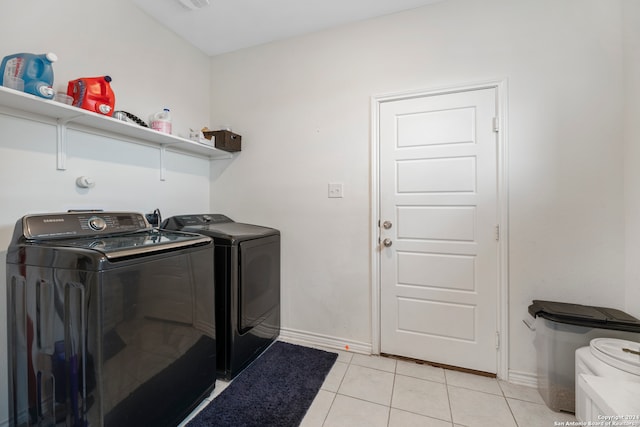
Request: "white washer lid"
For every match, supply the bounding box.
[590,338,640,375]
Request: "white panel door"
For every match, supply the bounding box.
[379,88,498,373]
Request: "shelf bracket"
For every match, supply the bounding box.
[56,115,84,171]
[160,145,167,181]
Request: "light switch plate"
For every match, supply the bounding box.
[328,183,343,198]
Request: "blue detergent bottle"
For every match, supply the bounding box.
[0,52,57,98]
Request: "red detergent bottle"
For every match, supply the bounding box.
[67,75,116,116]
[0,52,57,98]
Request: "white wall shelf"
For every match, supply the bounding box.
[0,85,232,178]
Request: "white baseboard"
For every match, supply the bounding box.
[508,369,538,388]
[278,327,372,355]
[280,327,538,389]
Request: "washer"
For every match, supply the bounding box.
[162,214,280,379]
[6,211,216,427]
[576,338,640,422]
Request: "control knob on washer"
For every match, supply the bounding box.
[88,217,107,231]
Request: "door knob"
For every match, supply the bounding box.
[382,238,392,247]
[382,220,392,229]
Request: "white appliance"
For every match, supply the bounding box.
[576,338,640,424]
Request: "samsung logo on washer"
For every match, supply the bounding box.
[43,218,65,223]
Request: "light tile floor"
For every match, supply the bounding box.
[180,344,578,427]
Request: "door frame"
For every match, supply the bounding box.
[370,79,510,379]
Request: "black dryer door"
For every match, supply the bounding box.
[238,234,281,334]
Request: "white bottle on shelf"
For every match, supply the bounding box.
[151,108,172,134]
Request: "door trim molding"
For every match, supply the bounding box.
[370,79,510,380]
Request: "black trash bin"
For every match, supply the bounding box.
[527,300,640,413]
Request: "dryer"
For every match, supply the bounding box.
[162,214,280,379]
[6,212,216,427]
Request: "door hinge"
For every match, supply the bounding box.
[494,225,500,241]
[492,117,499,132]
[495,331,500,349]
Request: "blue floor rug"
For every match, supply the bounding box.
[186,341,338,427]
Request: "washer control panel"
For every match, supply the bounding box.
[22,212,149,239]
[88,216,107,231]
[166,214,233,227]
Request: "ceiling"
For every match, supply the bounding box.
[132,0,445,56]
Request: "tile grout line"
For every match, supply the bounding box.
[444,370,455,426]
[497,378,522,427]
[386,361,398,427]
[320,391,338,427]
[504,395,522,427]
[321,351,353,427]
